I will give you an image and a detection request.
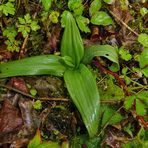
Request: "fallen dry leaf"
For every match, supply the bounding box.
[102,125,131,148]
[18,98,38,137]
[9,77,28,93]
[0,100,23,134]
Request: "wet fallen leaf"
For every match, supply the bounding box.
[0,100,23,134]
[10,138,29,148]
[102,125,131,148]
[18,98,39,137]
[9,77,28,93]
[43,24,61,53]
[0,47,12,62]
[110,1,133,38]
[90,26,100,42]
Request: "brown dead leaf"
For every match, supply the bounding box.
[49,24,61,51]
[102,125,131,148]
[18,98,38,137]
[0,47,12,62]
[43,24,61,53]
[0,100,23,134]
[90,26,100,42]
[9,77,28,93]
[10,138,29,148]
[109,1,138,48]
[110,1,133,36]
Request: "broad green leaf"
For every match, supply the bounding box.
[61,56,75,68]
[30,21,40,31]
[18,25,30,37]
[68,0,82,10]
[122,139,142,148]
[49,11,59,23]
[136,99,146,116]
[140,7,148,17]
[119,47,132,61]
[89,0,102,16]
[33,100,42,110]
[142,68,148,77]
[61,11,68,27]
[61,11,84,67]
[137,91,148,106]
[98,77,124,100]
[41,0,52,11]
[18,17,26,24]
[91,11,113,26]
[83,45,119,71]
[103,0,115,4]
[30,88,37,96]
[3,26,17,38]
[0,2,15,16]
[64,64,100,137]
[70,135,101,148]
[28,129,60,148]
[101,105,124,126]
[76,16,90,33]
[138,33,148,47]
[36,142,60,148]
[28,129,41,148]
[124,96,135,110]
[139,47,148,68]
[24,13,32,24]
[68,0,84,16]
[0,55,66,78]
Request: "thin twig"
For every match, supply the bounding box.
[39,97,69,102]
[108,10,139,37]
[100,100,122,104]
[21,34,29,50]
[0,84,36,99]
[0,84,69,102]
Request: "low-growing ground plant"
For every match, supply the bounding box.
[0,11,118,137]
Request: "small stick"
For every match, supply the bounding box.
[39,97,69,102]
[21,34,29,51]
[108,10,139,37]
[0,84,35,99]
[0,84,69,102]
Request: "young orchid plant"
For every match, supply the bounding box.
[0,11,119,137]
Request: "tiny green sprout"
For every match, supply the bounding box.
[119,47,132,61]
[138,33,148,47]
[140,7,148,17]
[3,26,21,52]
[33,100,42,110]
[30,88,37,96]
[5,39,21,52]
[18,13,40,38]
[49,11,59,23]
[0,0,15,16]
[121,67,131,85]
